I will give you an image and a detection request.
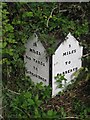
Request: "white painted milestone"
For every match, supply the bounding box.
[52,32,83,96]
[24,34,49,86]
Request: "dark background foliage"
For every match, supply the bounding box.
[2,2,90,119]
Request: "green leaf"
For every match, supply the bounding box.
[0,31,2,36]
[34,108,41,118]
[0,42,2,48]
[0,60,2,64]
[47,110,54,117]
[24,92,32,98]
[28,99,35,105]
[2,42,7,48]
[35,94,38,101]
[23,12,33,18]
[57,84,63,88]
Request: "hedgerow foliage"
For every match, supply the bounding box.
[2,2,90,119]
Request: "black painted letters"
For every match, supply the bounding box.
[63,49,76,56]
[30,48,41,55]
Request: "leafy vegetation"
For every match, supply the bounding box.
[55,74,67,91]
[2,2,90,119]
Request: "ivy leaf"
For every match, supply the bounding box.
[47,110,53,116]
[0,31,2,36]
[28,99,35,105]
[0,60,2,64]
[22,12,33,18]
[47,110,57,117]
[3,42,7,48]
[0,42,2,48]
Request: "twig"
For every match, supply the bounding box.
[47,7,67,27]
[7,89,20,95]
[0,115,3,119]
[64,116,78,119]
[15,107,31,118]
[0,89,2,91]
[59,9,67,13]
[47,7,57,27]
[0,105,7,110]
[82,53,90,58]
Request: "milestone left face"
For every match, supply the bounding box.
[24,36,49,86]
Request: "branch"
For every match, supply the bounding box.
[16,107,31,118]
[0,105,7,110]
[7,89,20,95]
[59,9,67,13]
[47,7,67,27]
[0,115,3,119]
[47,7,57,28]
[64,117,78,119]
[82,53,90,58]
[0,87,20,95]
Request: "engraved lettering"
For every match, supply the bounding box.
[30,48,32,52]
[33,58,35,61]
[74,49,76,53]
[36,67,38,71]
[59,67,78,75]
[63,49,76,56]
[68,70,70,73]
[70,69,72,72]
[69,44,71,48]
[73,68,76,71]
[33,42,37,47]
[65,71,67,74]
[39,52,41,55]
[33,66,38,71]
[33,58,45,66]
[26,55,31,60]
[65,61,71,65]
[36,51,38,54]
[29,48,41,55]
[43,63,45,66]
[26,70,47,82]
[40,61,42,65]
[68,61,71,64]
[38,61,40,64]
[63,72,64,74]
[63,52,66,56]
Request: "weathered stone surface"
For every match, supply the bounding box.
[52,32,83,96]
[24,34,49,86]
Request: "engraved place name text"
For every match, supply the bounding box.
[26,70,47,82]
[57,67,78,76]
[63,49,76,56]
[26,55,45,66]
[30,48,41,55]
